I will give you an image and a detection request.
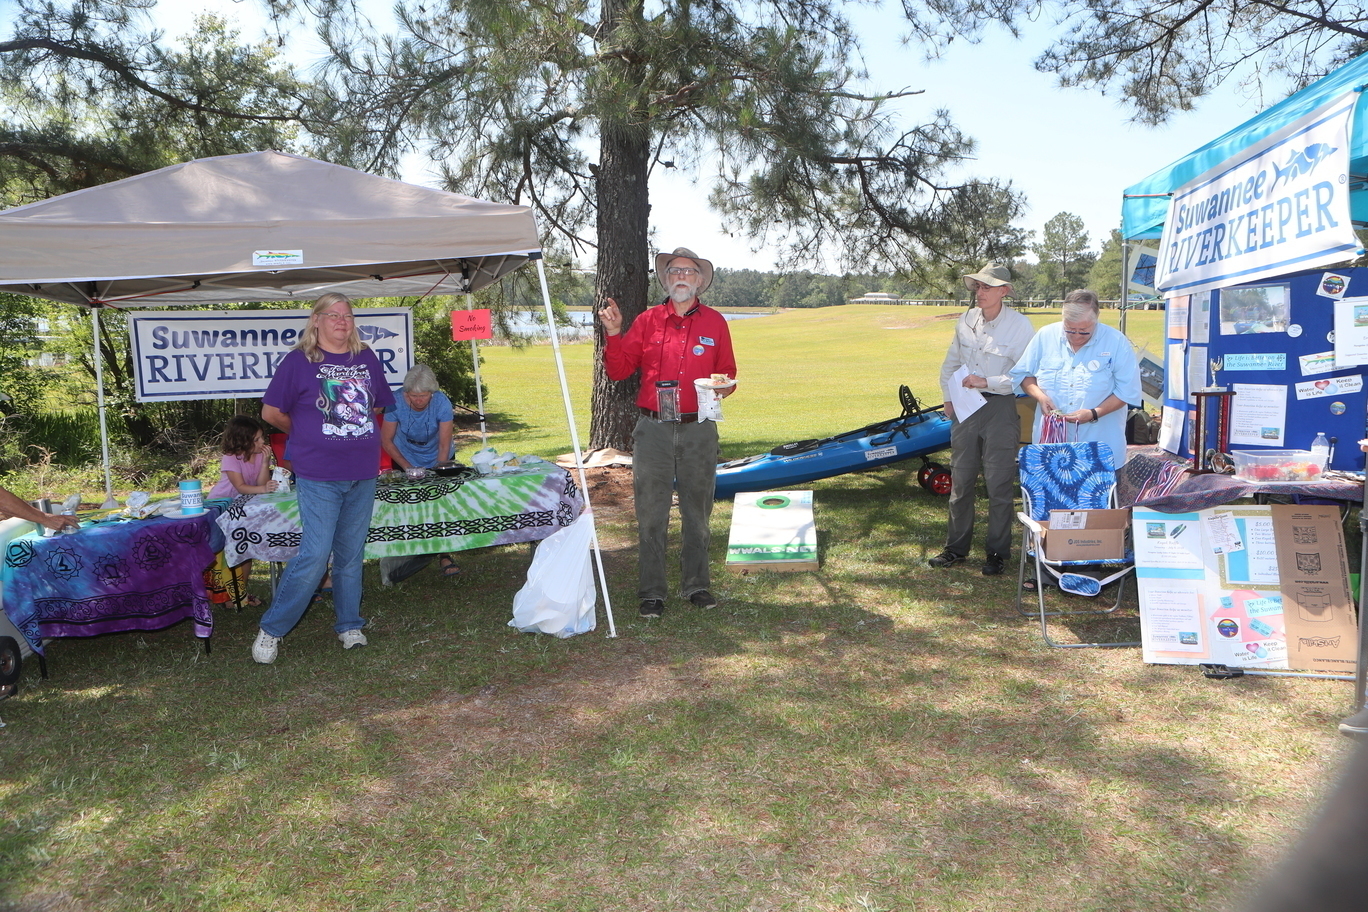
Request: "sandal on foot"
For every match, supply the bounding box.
[438,556,462,577]
[243,594,264,608]
[1021,578,1039,592]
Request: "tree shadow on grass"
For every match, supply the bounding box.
[0,473,1351,912]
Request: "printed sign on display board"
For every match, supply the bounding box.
[129,308,413,402]
[1156,92,1358,296]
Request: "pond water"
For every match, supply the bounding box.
[504,309,768,339]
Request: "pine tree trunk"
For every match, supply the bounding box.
[588,117,652,452]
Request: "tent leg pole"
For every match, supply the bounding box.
[1120,235,1131,337]
[534,258,616,637]
[92,308,116,508]
[470,335,487,448]
[1354,403,1368,711]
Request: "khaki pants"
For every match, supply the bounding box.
[631,416,720,601]
[944,394,1019,559]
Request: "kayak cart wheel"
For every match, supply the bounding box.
[0,635,21,698]
[917,463,936,487]
[921,465,952,496]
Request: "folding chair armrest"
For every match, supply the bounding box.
[1017,512,1045,535]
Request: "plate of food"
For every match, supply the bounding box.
[695,373,736,390]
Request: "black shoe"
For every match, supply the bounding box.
[639,599,665,618]
[928,550,964,569]
[687,589,718,610]
[1340,706,1368,737]
[981,554,1007,576]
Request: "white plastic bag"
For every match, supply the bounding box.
[693,379,724,422]
[508,511,597,638]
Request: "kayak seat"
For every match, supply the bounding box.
[771,439,821,457]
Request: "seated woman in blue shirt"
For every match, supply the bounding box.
[1011,289,1141,470]
[381,363,460,575]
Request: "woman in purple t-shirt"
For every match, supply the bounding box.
[250,293,396,665]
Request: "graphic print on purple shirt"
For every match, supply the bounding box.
[316,364,378,438]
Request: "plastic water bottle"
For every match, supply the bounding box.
[1311,432,1330,466]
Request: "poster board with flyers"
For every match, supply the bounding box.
[1157,268,1368,472]
[1134,504,1357,672]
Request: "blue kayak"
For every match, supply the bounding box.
[714,387,954,499]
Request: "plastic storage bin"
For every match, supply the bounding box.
[1230,449,1327,482]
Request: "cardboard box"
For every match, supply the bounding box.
[1040,508,1131,561]
[1017,396,1036,445]
[1271,505,1358,673]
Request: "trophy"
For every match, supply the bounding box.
[1190,355,1235,475]
[1207,356,1224,392]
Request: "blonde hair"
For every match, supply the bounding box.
[298,292,366,362]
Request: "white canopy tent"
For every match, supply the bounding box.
[0,150,615,634]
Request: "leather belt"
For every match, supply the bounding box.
[981,393,1012,398]
[640,407,699,423]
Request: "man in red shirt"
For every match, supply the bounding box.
[600,247,738,618]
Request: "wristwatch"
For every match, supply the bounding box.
[1089,408,1099,423]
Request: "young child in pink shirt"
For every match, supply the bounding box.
[206,416,277,607]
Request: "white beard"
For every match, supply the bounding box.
[669,285,695,305]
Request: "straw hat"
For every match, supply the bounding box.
[655,247,714,295]
[961,262,1013,293]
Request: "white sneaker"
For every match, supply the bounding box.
[252,629,281,664]
[338,629,368,650]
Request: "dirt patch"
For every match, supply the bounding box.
[578,464,635,515]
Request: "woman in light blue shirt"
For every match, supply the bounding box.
[381,364,456,471]
[1011,290,1141,469]
[380,363,460,578]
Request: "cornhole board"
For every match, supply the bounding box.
[726,490,818,573]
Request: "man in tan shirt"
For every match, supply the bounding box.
[930,263,1035,576]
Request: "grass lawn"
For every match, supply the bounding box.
[0,305,1354,912]
[461,305,1167,463]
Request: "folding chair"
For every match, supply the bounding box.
[1015,441,1139,649]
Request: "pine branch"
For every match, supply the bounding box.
[1,36,304,124]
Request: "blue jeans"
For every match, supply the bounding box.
[258,476,376,637]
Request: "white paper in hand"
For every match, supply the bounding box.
[948,365,986,420]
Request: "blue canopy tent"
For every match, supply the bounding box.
[1120,56,1368,693]
[1119,49,1368,469]
[1122,52,1368,241]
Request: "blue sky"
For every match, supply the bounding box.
[16,1,1275,270]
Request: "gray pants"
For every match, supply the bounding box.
[944,394,1019,559]
[631,416,719,601]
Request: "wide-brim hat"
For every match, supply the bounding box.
[655,247,714,295]
[962,262,1013,293]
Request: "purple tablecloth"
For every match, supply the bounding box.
[1,511,224,655]
[1117,447,1364,513]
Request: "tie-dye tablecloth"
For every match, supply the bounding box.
[216,465,584,567]
[1,511,224,655]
